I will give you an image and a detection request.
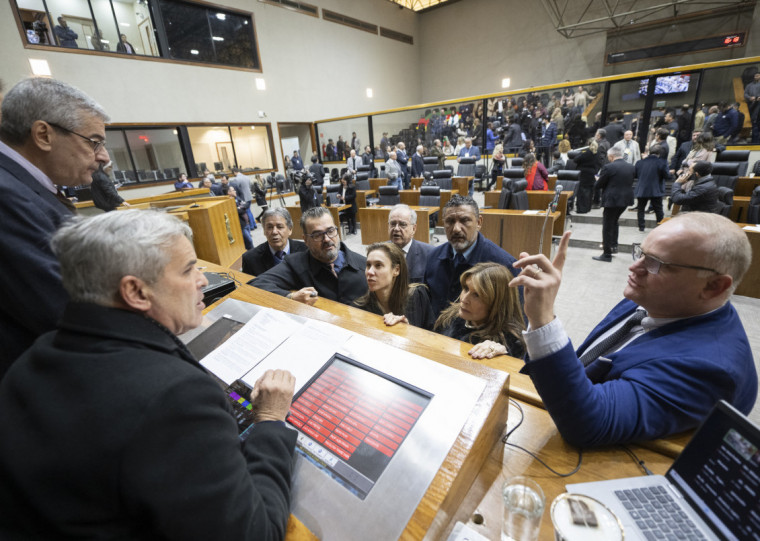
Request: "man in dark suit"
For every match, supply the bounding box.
[634,144,672,231]
[308,156,325,187]
[251,207,367,306]
[0,77,110,377]
[396,142,410,189]
[602,114,625,146]
[592,147,635,262]
[411,145,425,178]
[0,210,298,538]
[424,195,518,316]
[669,129,700,175]
[241,208,308,276]
[388,204,433,284]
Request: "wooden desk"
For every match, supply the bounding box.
[285,205,348,240]
[356,189,376,208]
[735,176,760,197]
[358,205,438,245]
[484,191,570,237]
[411,176,470,196]
[491,175,558,193]
[730,196,750,223]
[480,209,558,258]
[400,189,452,226]
[369,177,386,192]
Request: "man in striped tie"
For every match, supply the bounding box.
[510,212,757,447]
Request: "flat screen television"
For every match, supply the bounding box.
[639,75,690,96]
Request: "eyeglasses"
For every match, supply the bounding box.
[306,226,338,241]
[47,122,106,153]
[631,244,719,275]
[389,220,410,229]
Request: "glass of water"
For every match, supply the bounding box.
[502,476,545,541]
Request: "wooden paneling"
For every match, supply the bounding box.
[358,205,437,245]
[483,191,570,237]
[480,210,559,258]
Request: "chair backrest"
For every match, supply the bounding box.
[419,185,441,207]
[748,186,760,222]
[510,179,529,210]
[556,169,581,181]
[432,169,452,180]
[423,157,438,165]
[497,186,512,210]
[378,185,400,205]
[355,178,370,191]
[432,169,453,190]
[558,179,580,197]
[510,157,524,168]
[457,157,476,177]
[325,183,341,205]
[567,150,581,161]
[711,162,740,190]
[751,185,760,206]
[474,164,486,180]
[355,172,369,183]
[716,186,734,218]
[356,165,371,173]
[503,168,526,180]
[717,150,750,163]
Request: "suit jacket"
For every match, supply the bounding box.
[406,239,434,284]
[457,145,481,161]
[595,158,635,208]
[521,299,757,447]
[340,185,357,213]
[0,302,297,539]
[385,159,403,181]
[634,155,671,198]
[670,176,720,213]
[90,169,124,211]
[241,239,308,277]
[346,156,362,173]
[116,40,135,54]
[411,153,425,178]
[670,141,692,171]
[612,138,641,165]
[424,232,517,316]
[0,151,73,377]
[251,243,367,305]
[603,121,625,145]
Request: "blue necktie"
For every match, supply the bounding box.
[274,251,285,264]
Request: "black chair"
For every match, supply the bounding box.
[473,164,487,192]
[567,150,582,161]
[114,170,125,181]
[510,157,524,168]
[457,157,476,178]
[556,169,581,211]
[746,186,760,223]
[711,162,740,190]
[325,184,341,205]
[423,156,439,174]
[716,186,734,218]
[378,185,400,206]
[432,169,453,191]
[355,172,369,185]
[356,165,371,174]
[497,179,515,209]
[329,169,340,184]
[717,150,750,177]
[510,179,529,210]
[419,185,441,234]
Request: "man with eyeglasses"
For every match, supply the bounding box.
[0,77,110,377]
[250,207,366,306]
[388,204,433,284]
[511,212,756,447]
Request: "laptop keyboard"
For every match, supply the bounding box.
[615,487,706,540]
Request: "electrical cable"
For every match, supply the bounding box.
[621,445,654,476]
[502,399,583,478]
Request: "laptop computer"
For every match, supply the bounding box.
[566,400,760,541]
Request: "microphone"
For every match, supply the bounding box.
[550,184,563,212]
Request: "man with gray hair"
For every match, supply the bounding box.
[251,206,366,306]
[0,77,110,376]
[388,204,433,284]
[241,207,307,276]
[385,150,404,190]
[411,144,425,178]
[511,213,756,447]
[0,209,298,538]
[592,145,635,262]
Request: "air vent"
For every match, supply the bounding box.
[259,0,318,17]
[322,9,378,34]
[380,27,413,45]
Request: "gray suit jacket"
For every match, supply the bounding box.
[406,239,434,284]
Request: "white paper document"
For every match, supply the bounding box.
[200,308,299,384]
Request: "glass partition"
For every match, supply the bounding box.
[44,0,94,49]
[188,126,234,174]
[105,129,135,184]
[316,118,370,163]
[112,0,158,56]
[229,124,275,172]
[700,64,757,143]
[16,0,55,44]
[125,128,185,182]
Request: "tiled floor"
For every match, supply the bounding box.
[248,193,760,425]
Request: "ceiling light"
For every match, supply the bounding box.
[366,88,373,98]
[216,13,226,20]
[29,59,51,77]
[190,49,199,55]
[255,78,266,91]
[502,78,511,89]
[212,36,224,41]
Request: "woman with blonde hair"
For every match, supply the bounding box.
[551,107,565,133]
[434,263,525,360]
[354,242,434,330]
[488,143,506,190]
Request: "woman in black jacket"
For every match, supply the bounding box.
[251,175,268,222]
[574,140,598,214]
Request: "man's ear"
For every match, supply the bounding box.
[701,274,733,300]
[477,214,483,230]
[119,275,152,313]
[29,120,55,152]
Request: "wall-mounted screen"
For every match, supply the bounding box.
[639,75,691,96]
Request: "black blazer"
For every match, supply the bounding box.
[241,239,308,277]
[406,239,434,285]
[298,185,321,211]
[0,303,297,539]
[595,158,635,208]
[0,152,73,375]
[411,153,425,177]
[339,185,357,213]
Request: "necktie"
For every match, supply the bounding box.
[454,253,466,268]
[330,263,338,278]
[55,188,77,214]
[274,250,285,264]
[579,310,646,367]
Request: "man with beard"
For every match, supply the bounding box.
[423,195,519,316]
[251,207,366,306]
